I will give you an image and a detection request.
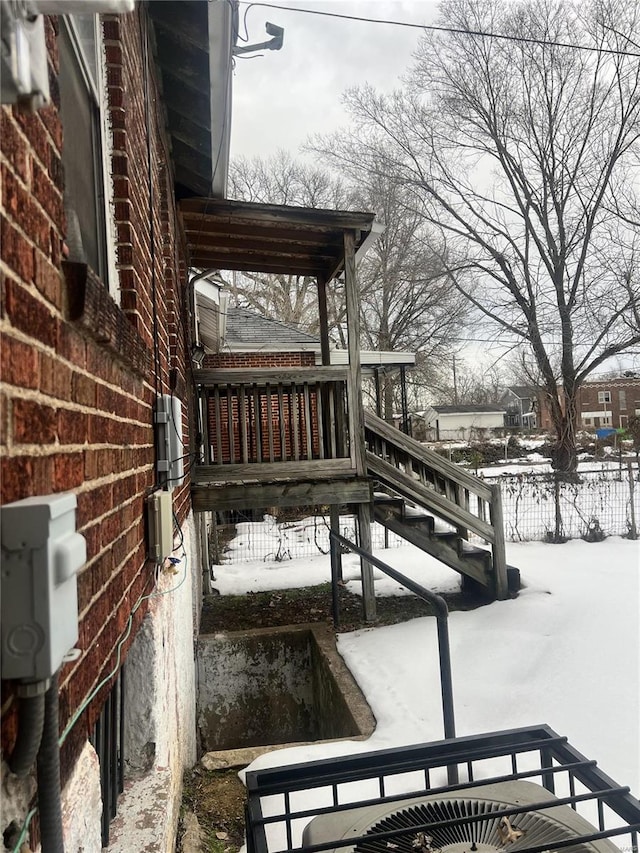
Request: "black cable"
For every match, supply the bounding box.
[36,673,63,853]
[237,1,640,58]
[9,691,45,778]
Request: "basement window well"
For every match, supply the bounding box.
[196,624,375,753]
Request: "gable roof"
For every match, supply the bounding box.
[506,385,539,399]
[225,307,320,352]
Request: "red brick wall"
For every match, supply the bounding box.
[1,9,191,784]
[206,351,316,369]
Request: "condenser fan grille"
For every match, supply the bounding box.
[355,798,592,853]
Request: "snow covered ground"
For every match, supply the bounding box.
[215,535,640,846]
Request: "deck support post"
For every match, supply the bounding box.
[489,484,508,599]
[344,231,376,622]
[357,502,376,622]
[329,505,342,583]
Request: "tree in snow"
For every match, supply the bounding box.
[309,0,640,473]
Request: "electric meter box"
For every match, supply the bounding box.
[1,493,85,682]
[155,394,184,489]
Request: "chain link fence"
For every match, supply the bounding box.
[211,465,639,564]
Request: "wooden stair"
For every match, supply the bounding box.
[373,494,497,591]
[365,413,519,599]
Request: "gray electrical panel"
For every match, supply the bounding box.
[1,493,85,683]
[155,393,185,489]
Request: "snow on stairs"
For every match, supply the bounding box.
[372,494,498,592]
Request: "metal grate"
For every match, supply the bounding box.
[244,726,640,853]
[90,667,125,847]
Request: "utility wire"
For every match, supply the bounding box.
[238,1,640,58]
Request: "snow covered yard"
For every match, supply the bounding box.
[214,536,640,811]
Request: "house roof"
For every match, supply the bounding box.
[179,198,378,279]
[506,385,538,399]
[225,307,320,352]
[432,405,506,415]
[223,309,417,368]
[149,1,233,197]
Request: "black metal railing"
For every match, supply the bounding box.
[244,725,640,853]
[90,667,125,847]
[329,531,457,760]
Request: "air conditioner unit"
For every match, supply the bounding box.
[302,781,619,853]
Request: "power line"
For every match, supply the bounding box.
[238,1,640,58]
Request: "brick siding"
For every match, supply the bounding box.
[1,9,192,790]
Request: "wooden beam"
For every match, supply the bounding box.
[344,231,366,476]
[489,484,509,600]
[317,275,331,367]
[179,197,376,234]
[193,367,349,385]
[192,477,372,512]
[193,458,355,483]
[182,218,345,248]
[188,253,328,277]
[357,502,376,623]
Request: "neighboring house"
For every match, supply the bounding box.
[575,375,640,430]
[1,2,234,849]
[533,375,640,433]
[423,405,507,440]
[500,385,539,429]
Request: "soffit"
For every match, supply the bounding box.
[148,1,219,197]
[179,197,377,281]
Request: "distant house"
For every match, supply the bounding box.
[530,375,640,433]
[575,375,640,430]
[500,386,539,429]
[423,405,506,440]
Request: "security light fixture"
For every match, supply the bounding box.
[192,343,206,367]
[233,21,284,56]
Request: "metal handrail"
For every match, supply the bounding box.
[329,530,458,782]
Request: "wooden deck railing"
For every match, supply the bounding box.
[193,367,356,482]
[364,411,507,597]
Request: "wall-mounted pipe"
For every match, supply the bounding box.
[36,671,63,853]
[8,682,48,778]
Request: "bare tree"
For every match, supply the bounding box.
[352,175,469,416]
[228,152,469,411]
[309,0,640,473]
[227,151,349,335]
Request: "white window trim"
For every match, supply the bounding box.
[62,16,119,302]
[597,390,611,404]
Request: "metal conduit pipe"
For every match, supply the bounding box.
[8,684,47,777]
[329,530,459,784]
[36,671,64,853]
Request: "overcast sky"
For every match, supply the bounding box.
[230,1,439,160]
